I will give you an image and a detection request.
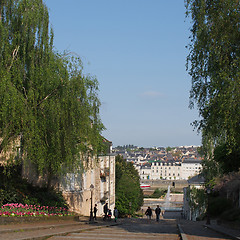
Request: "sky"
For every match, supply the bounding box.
[45,0,202,148]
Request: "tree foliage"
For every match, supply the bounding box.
[115,155,143,216]
[214,171,240,208]
[0,164,68,208]
[0,0,105,186]
[187,186,206,219]
[186,0,240,174]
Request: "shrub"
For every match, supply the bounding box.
[209,196,233,216]
[0,165,68,209]
[220,208,240,222]
[145,188,166,198]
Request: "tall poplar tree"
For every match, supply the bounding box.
[115,155,143,216]
[0,0,104,187]
[186,0,240,174]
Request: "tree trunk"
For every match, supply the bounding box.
[47,170,53,190]
[47,175,51,190]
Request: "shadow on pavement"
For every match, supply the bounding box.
[113,217,179,235]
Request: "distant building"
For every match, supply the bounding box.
[114,145,202,181]
[181,158,202,180]
[138,163,151,180]
[150,161,181,180]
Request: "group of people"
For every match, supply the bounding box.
[93,203,161,222]
[93,203,118,222]
[145,205,162,221]
[103,203,119,222]
[103,203,118,222]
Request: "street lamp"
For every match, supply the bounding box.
[206,187,211,225]
[89,184,94,222]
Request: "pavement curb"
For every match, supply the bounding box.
[177,224,188,240]
[0,216,78,225]
[0,221,83,234]
[0,220,119,240]
[204,224,240,240]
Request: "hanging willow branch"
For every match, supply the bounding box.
[7,46,19,71]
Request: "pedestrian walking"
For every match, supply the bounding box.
[145,206,152,220]
[155,205,161,222]
[113,207,119,222]
[103,202,108,220]
[93,204,97,220]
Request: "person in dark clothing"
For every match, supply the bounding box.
[145,206,152,220]
[93,204,97,220]
[113,207,119,222]
[103,203,108,220]
[107,209,112,220]
[155,205,161,222]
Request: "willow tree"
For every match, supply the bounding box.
[186,0,240,175]
[0,0,104,187]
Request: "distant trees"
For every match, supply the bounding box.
[166,147,172,153]
[115,155,143,216]
[0,0,104,187]
[115,145,137,151]
[186,0,240,177]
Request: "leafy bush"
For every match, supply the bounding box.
[144,188,166,198]
[0,165,68,209]
[209,196,233,216]
[220,208,240,222]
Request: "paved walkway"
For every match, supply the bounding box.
[178,219,240,240]
[0,214,240,240]
[49,218,180,240]
[0,217,113,240]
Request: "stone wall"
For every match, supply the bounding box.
[141,179,188,191]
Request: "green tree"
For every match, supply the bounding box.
[115,155,143,216]
[166,146,172,153]
[187,186,206,219]
[0,0,104,187]
[214,144,240,174]
[186,0,240,174]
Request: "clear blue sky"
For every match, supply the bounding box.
[45,0,202,148]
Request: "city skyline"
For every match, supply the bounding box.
[46,0,202,148]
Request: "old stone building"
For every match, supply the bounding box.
[59,152,115,217]
[20,138,116,217]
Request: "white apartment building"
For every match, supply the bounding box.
[150,162,181,180]
[139,164,151,180]
[181,158,202,180]
[138,159,202,180]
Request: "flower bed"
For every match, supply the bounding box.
[0,203,70,217]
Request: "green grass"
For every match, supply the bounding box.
[144,188,167,198]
